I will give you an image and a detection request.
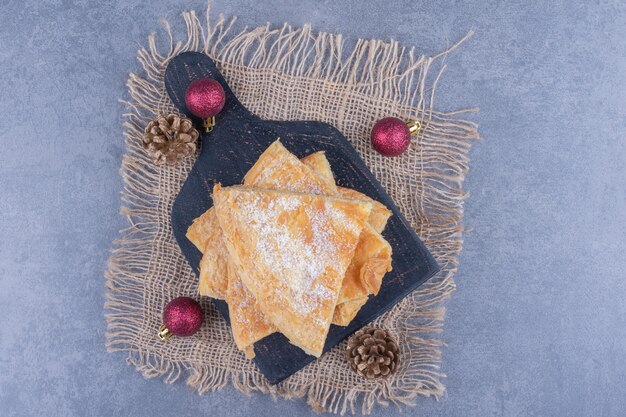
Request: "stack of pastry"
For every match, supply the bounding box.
[186,140,393,358]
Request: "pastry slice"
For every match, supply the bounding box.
[328,224,392,326]
[186,204,229,299]
[213,184,372,357]
[186,208,215,253]
[192,209,229,299]
[226,261,276,355]
[225,143,339,354]
[301,152,393,325]
[336,224,392,304]
[244,142,338,195]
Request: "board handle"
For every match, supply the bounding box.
[164,52,256,127]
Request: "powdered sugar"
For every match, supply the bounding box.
[235,191,358,315]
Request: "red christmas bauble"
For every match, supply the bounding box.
[185,78,226,119]
[370,117,417,157]
[161,297,204,338]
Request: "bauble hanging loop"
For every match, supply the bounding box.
[185,77,226,132]
[370,117,421,157]
[405,119,421,135]
[158,297,204,340]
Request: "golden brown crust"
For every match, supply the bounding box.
[187,141,394,355]
[244,141,338,195]
[301,152,393,322]
[337,187,392,234]
[190,208,229,299]
[214,185,372,357]
[226,260,276,351]
[332,297,369,326]
[300,151,336,190]
[336,223,392,304]
[186,209,215,252]
[243,345,256,359]
[225,142,340,354]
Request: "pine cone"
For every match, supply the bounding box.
[346,327,399,380]
[143,114,199,166]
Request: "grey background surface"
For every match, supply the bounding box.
[1,0,625,416]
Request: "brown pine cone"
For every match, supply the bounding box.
[346,327,399,380]
[143,114,199,166]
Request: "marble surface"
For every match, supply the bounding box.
[1,1,624,416]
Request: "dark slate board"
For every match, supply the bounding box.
[165,52,439,385]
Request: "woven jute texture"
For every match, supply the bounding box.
[105,5,478,414]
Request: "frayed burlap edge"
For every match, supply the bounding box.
[105,3,479,415]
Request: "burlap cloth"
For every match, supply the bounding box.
[105,5,478,415]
